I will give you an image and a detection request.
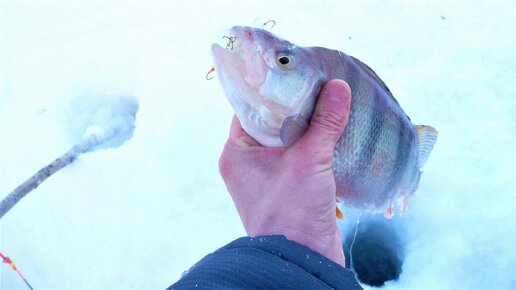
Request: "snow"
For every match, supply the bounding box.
[67,93,138,150]
[1,1,515,289]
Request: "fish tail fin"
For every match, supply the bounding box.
[416,125,438,168]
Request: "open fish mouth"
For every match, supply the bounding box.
[211,26,273,112]
[214,27,270,88]
[211,27,249,68]
[211,27,290,146]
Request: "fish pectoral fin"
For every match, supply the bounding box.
[416,125,438,168]
[384,203,395,219]
[336,205,345,220]
[280,114,310,146]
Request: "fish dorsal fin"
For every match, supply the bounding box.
[416,125,438,168]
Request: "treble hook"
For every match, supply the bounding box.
[222,36,237,50]
[263,20,276,29]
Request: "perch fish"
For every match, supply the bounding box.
[211,26,438,217]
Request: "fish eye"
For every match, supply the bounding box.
[277,55,292,67]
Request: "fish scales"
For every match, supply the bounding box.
[327,50,418,210]
[211,26,437,215]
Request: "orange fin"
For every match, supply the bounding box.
[336,206,345,220]
[400,196,410,216]
[384,203,394,219]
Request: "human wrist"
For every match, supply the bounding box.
[282,228,345,266]
[244,216,345,266]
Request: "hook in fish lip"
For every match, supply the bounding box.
[222,35,237,50]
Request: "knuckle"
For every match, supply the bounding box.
[313,109,345,133]
[218,147,233,179]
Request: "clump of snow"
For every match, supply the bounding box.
[66,94,139,151]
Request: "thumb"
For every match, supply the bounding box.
[298,79,352,159]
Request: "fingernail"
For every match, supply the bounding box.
[325,80,348,103]
[325,80,351,107]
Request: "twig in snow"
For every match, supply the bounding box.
[0,134,101,219]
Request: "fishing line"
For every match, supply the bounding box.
[349,210,363,272]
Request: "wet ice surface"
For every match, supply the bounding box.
[1,1,515,289]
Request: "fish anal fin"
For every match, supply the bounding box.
[416,125,438,168]
[384,203,394,219]
[399,196,410,217]
[336,205,345,220]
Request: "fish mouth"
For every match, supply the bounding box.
[211,26,268,88]
[211,26,263,104]
[211,27,282,143]
[210,31,243,65]
[222,27,246,58]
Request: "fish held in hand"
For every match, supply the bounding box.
[211,26,437,216]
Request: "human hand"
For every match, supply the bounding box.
[219,80,352,265]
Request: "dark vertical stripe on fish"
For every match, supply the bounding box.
[341,56,386,201]
[341,58,370,184]
[381,116,410,205]
[358,90,385,174]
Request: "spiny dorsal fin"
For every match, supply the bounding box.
[416,125,438,168]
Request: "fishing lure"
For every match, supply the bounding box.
[1,251,34,290]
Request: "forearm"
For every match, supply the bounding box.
[237,191,345,266]
[168,235,361,290]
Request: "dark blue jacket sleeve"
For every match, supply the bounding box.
[168,235,362,290]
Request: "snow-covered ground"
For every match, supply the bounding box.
[1,1,514,289]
